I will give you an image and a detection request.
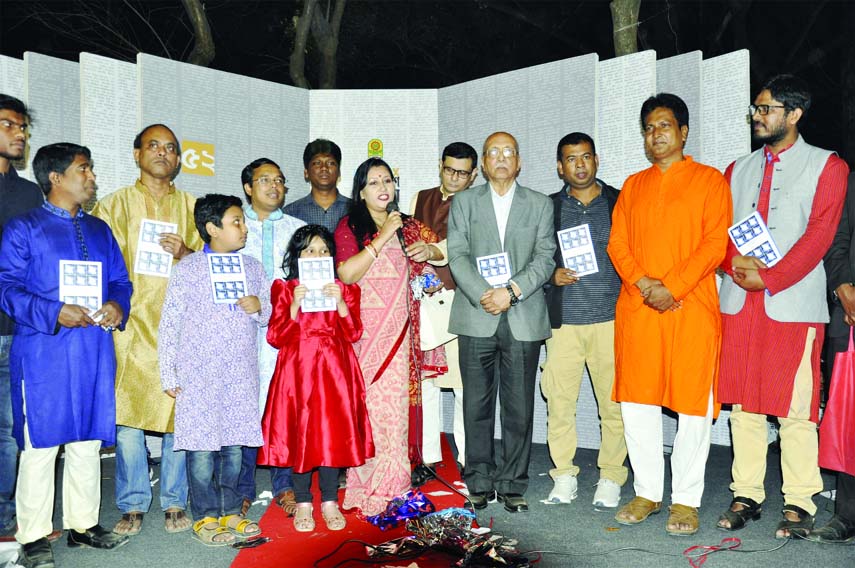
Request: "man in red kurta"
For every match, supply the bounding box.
[608,93,732,536]
[717,75,848,539]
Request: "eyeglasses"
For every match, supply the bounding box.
[485,147,517,159]
[442,166,472,178]
[0,119,28,133]
[253,176,287,187]
[749,104,786,116]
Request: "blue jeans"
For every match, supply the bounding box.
[0,336,16,532]
[115,426,188,513]
[237,446,293,501]
[187,446,242,520]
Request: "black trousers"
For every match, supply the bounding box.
[459,313,541,495]
[292,467,339,503]
[827,333,855,522]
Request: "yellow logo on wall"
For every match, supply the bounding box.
[367,139,383,158]
[181,140,215,176]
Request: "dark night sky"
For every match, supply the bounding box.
[1,1,852,162]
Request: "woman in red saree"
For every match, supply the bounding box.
[335,157,446,516]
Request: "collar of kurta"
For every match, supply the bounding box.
[203,243,239,254]
[244,205,283,222]
[764,136,798,163]
[42,200,83,219]
[134,178,176,196]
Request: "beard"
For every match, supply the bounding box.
[752,119,788,146]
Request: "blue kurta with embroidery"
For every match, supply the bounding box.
[0,203,132,448]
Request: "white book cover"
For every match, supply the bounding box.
[728,211,782,267]
[207,253,247,304]
[557,223,599,276]
[134,218,177,278]
[59,260,102,313]
[476,252,512,288]
[298,257,336,313]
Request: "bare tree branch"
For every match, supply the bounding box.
[122,0,172,58]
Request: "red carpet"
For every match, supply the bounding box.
[233,437,467,568]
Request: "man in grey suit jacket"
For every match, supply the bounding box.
[447,131,556,513]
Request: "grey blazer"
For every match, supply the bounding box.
[447,182,556,341]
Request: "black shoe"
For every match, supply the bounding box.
[467,489,496,510]
[497,492,529,513]
[411,463,437,487]
[804,515,855,544]
[67,524,129,549]
[19,537,54,568]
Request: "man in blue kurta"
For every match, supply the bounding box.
[0,143,132,567]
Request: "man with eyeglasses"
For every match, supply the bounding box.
[448,132,556,513]
[717,75,849,539]
[407,142,478,487]
[236,157,304,518]
[542,132,627,511]
[0,94,43,542]
[284,139,350,233]
[92,124,203,537]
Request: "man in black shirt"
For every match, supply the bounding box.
[0,94,44,540]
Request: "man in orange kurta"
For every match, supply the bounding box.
[607,93,732,536]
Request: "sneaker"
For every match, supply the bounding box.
[592,478,621,510]
[546,473,577,504]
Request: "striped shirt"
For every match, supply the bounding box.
[282,192,351,233]
[557,189,620,325]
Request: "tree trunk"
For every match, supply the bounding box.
[610,0,641,56]
[290,0,318,88]
[181,0,215,66]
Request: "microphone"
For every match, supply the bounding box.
[386,201,408,250]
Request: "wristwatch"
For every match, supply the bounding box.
[506,283,519,307]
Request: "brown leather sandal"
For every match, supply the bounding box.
[666,504,699,536]
[113,512,143,536]
[164,509,191,533]
[615,496,661,525]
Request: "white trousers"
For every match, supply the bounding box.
[421,381,465,466]
[621,393,713,507]
[16,383,102,544]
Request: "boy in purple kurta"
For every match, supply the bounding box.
[0,143,132,566]
[159,194,270,545]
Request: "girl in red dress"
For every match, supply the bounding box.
[258,225,374,533]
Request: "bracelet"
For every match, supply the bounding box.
[365,242,378,259]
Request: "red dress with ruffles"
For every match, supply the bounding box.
[258,278,375,472]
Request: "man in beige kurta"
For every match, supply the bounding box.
[92,124,202,536]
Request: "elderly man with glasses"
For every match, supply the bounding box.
[447,132,556,513]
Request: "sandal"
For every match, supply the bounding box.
[164,509,191,533]
[240,498,251,517]
[615,496,661,525]
[113,512,143,536]
[666,504,699,536]
[192,517,234,547]
[276,489,297,517]
[717,497,762,531]
[776,504,814,539]
[293,503,315,532]
[321,501,346,531]
[219,514,261,538]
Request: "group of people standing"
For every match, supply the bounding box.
[0,70,854,567]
